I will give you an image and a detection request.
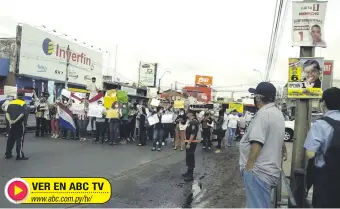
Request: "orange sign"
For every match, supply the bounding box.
[195,75,213,86]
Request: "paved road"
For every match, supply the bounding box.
[0,134,245,208]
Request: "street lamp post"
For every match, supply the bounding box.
[253,69,263,81]
[158,70,171,93]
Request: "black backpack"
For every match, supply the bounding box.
[306,116,340,208]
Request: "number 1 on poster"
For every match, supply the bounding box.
[299,31,303,41]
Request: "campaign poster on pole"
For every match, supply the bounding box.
[292,1,328,47]
[287,57,324,99]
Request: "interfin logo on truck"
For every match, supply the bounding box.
[42,38,92,67]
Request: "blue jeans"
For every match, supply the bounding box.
[228,128,236,145]
[243,170,271,208]
[153,128,163,148]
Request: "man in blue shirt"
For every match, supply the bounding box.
[304,87,340,207]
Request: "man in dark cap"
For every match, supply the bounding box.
[239,82,285,208]
[5,92,29,160]
[182,109,199,181]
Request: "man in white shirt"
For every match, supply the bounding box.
[86,77,99,99]
[227,109,239,146]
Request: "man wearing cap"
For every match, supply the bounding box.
[5,92,29,160]
[239,82,285,208]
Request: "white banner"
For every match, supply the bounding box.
[292,1,327,47]
[139,62,157,87]
[88,103,104,118]
[18,24,104,88]
[161,114,174,124]
[147,114,159,126]
[4,86,17,97]
[71,103,85,115]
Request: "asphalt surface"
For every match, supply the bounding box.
[0,134,245,208]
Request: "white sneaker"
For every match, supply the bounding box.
[162,142,165,146]
[156,142,159,145]
[51,135,56,138]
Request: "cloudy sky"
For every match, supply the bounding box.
[0,0,339,98]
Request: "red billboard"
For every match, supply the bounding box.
[183,86,212,103]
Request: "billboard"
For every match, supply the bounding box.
[138,62,157,87]
[194,75,213,86]
[322,60,334,91]
[292,1,328,47]
[183,86,212,103]
[18,24,103,89]
[287,57,324,99]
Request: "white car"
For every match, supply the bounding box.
[284,120,295,141]
[284,113,323,141]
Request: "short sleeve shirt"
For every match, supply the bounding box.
[186,119,199,140]
[239,103,285,185]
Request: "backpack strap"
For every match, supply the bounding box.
[319,116,340,128]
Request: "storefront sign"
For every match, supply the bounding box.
[288,57,324,99]
[292,1,328,47]
[18,24,103,89]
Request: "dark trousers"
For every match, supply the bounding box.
[45,119,51,135]
[5,117,10,134]
[120,120,128,139]
[312,167,340,208]
[202,128,211,147]
[36,118,46,137]
[163,125,172,142]
[5,123,25,158]
[127,119,136,139]
[139,127,147,145]
[217,130,226,149]
[95,121,105,142]
[78,119,89,138]
[170,124,175,138]
[147,127,153,140]
[153,128,163,148]
[109,121,120,144]
[186,142,197,169]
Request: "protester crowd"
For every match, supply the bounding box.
[2,90,252,153]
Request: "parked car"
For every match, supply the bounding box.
[284,120,295,141]
[284,113,323,142]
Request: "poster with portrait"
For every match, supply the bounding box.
[287,57,324,99]
[292,1,328,47]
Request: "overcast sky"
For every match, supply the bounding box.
[1,0,339,98]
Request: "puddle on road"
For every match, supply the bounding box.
[180,180,205,208]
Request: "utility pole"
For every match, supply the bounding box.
[65,45,70,89]
[158,78,161,93]
[114,44,118,82]
[290,0,315,207]
[175,81,178,91]
[170,84,173,106]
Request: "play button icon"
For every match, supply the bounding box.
[4,178,30,204]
